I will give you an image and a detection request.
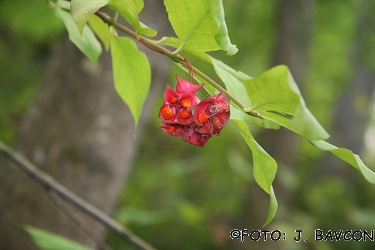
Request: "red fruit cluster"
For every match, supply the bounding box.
[159,75,230,146]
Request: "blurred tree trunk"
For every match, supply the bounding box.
[231,0,315,249]
[0,1,171,249]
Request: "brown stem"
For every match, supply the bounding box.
[182,57,194,83]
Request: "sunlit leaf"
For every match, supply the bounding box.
[88,14,112,51]
[70,0,108,34]
[242,65,329,140]
[309,140,375,184]
[132,0,144,12]
[108,0,156,37]
[25,225,93,250]
[207,0,238,55]
[111,36,151,127]
[164,0,237,54]
[54,7,102,65]
[164,0,220,53]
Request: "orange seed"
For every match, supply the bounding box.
[198,112,209,123]
[180,99,192,109]
[179,110,192,119]
[166,126,175,133]
[161,105,175,119]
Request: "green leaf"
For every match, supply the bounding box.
[207,0,238,55]
[163,0,238,54]
[210,56,251,107]
[139,21,157,37]
[70,0,108,34]
[132,0,144,12]
[230,105,245,120]
[110,36,151,127]
[55,0,70,10]
[164,0,221,53]
[186,52,252,106]
[264,186,278,226]
[25,225,94,250]
[108,0,156,37]
[244,114,281,130]
[232,120,277,193]
[88,14,112,51]
[232,119,278,225]
[243,65,329,140]
[309,140,375,184]
[54,7,102,65]
[156,36,182,48]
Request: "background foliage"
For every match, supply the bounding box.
[1,0,375,249]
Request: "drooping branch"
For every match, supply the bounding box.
[94,11,263,120]
[0,141,157,250]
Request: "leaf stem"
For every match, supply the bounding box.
[94,11,262,119]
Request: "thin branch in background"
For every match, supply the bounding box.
[0,141,157,250]
[48,189,112,250]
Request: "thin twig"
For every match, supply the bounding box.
[0,141,157,250]
[48,189,112,250]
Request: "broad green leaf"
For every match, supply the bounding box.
[232,119,278,225]
[207,0,238,55]
[25,225,93,250]
[111,36,151,127]
[108,0,156,37]
[164,0,237,54]
[88,14,112,51]
[309,140,375,184]
[132,0,144,12]
[54,7,102,65]
[232,120,277,194]
[243,65,329,140]
[164,0,221,53]
[70,0,108,34]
